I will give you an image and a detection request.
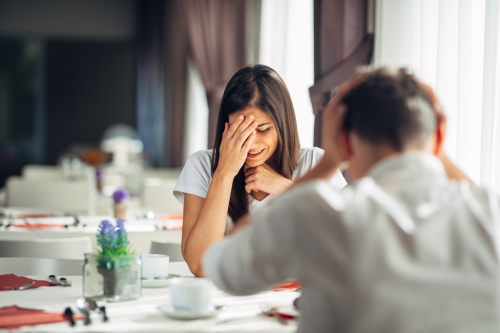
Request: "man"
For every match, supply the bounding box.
[203,68,500,333]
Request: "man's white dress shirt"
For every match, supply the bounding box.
[203,152,500,333]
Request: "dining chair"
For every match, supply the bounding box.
[125,168,182,194]
[141,178,183,214]
[22,164,96,182]
[5,176,96,214]
[150,240,184,262]
[0,237,92,260]
[0,257,83,276]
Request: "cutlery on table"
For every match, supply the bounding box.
[77,298,109,325]
[63,307,76,327]
[0,281,35,290]
[260,303,288,325]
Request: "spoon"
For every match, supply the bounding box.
[0,281,35,290]
[76,298,92,325]
[77,298,108,325]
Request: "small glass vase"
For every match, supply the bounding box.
[83,254,141,302]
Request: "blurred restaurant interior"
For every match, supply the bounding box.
[1,0,500,331]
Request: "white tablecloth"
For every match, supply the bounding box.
[0,263,298,332]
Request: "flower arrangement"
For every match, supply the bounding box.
[112,188,129,203]
[112,188,129,219]
[95,219,133,269]
[83,219,140,301]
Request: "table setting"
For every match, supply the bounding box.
[0,219,300,332]
[0,207,183,254]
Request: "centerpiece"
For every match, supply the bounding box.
[83,219,141,302]
[112,188,129,219]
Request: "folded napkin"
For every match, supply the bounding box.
[0,274,51,292]
[158,214,183,221]
[0,306,82,330]
[15,212,62,218]
[273,281,301,292]
[12,223,66,230]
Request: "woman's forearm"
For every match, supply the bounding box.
[183,170,234,276]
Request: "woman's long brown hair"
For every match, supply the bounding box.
[211,65,301,223]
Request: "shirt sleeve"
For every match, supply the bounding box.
[202,189,309,295]
[173,150,212,204]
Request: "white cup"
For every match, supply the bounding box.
[141,254,169,280]
[170,278,216,312]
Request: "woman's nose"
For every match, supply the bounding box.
[250,135,259,149]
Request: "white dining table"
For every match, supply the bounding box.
[0,215,183,254]
[0,262,299,332]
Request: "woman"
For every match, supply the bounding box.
[174,65,346,276]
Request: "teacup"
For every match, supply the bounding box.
[141,254,169,280]
[169,278,215,312]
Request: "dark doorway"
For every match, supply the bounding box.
[45,40,137,164]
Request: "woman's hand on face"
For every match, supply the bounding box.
[244,163,293,195]
[217,115,258,178]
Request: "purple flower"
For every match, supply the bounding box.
[96,219,130,255]
[113,188,129,202]
[98,220,113,237]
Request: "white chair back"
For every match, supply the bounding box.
[6,176,96,214]
[0,258,83,275]
[126,168,181,194]
[22,164,96,182]
[141,178,183,214]
[0,237,92,260]
[150,240,184,262]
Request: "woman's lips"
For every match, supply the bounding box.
[247,148,265,159]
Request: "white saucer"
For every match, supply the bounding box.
[141,274,181,288]
[157,303,225,320]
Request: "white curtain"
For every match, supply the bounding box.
[260,0,315,148]
[374,0,500,189]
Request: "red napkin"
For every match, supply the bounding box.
[0,306,82,330]
[158,214,183,221]
[0,274,51,292]
[15,213,62,218]
[12,223,66,230]
[273,281,301,292]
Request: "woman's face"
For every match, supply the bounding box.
[228,106,278,168]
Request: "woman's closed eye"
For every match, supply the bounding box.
[257,128,271,133]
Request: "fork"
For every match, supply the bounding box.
[260,303,288,325]
[0,281,35,290]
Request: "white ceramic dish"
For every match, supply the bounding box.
[157,303,225,320]
[141,274,181,288]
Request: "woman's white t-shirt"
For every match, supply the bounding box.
[174,147,346,229]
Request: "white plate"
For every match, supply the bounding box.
[157,303,225,320]
[141,274,181,288]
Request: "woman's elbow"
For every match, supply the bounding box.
[182,246,205,277]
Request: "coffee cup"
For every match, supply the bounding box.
[141,254,169,280]
[169,278,215,312]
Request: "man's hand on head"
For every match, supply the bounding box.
[319,75,366,170]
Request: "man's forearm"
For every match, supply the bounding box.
[439,153,475,186]
[292,158,342,188]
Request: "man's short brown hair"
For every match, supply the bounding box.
[342,68,436,151]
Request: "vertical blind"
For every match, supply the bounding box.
[374,0,500,189]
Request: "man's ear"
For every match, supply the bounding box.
[434,121,446,156]
[340,129,353,158]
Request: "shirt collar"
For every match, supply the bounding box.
[366,152,447,182]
